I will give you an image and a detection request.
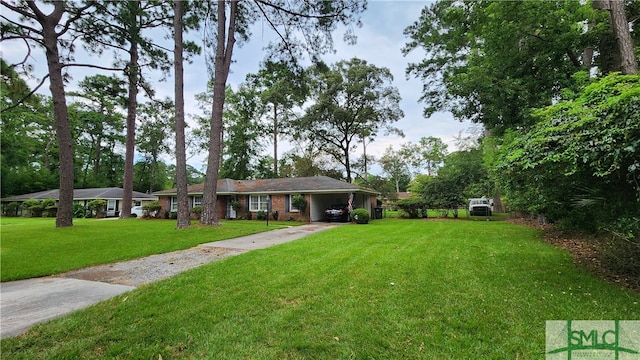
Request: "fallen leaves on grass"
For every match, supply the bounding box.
[509,218,639,292]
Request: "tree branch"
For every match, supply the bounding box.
[0,73,49,114]
[253,0,298,60]
[61,63,124,71]
[1,0,36,19]
[254,0,348,20]
[1,16,43,38]
[9,37,34,67]
[57,1,96,36]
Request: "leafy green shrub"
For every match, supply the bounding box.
[73,204,86,218]
[22,199,44,217]
[600,217,640,278]
[271,211,279,220]
[351,208,370,224]
[231,200,242,212]
[246,211,252,220]
[396,197,428,218]
[4,202,19,216]
[292,194,308,222]
[142,201,162,218]
[191,206,202,220]
[256,210,267,220]
[291,194,307,213]
[42,198,57,217]
[41,198,56,208]
[87,199,107,218]
[170,211,178,219]
[497,73,640,229]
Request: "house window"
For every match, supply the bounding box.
[171,197,178,211]
[288,194,300,212]
[249,195,269,212]
[192,196,202,208]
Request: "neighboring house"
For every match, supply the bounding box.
[383,192,412,210]
[154,176,380,222]
[397,192,412,200]
[1,188,157,217]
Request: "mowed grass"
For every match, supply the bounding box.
[0,217,295,281]
[2,219,638,359]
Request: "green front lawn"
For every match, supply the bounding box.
[0,217,295,281]
[382,208,511,221]
[2,219,638,359]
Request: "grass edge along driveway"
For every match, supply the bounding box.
[2,219,639,359]
[0,217,296,281]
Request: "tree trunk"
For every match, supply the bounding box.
[201,0,237,226]
[273,105,278,177]
[94,135,102,177]
[150,153,157,193]
[174,0,190,229]
[345,148,352,183]
[121,41,138,218]
[362,139,368,181]
[593,0,638,74]
[492,189,504,213]
[121,1,140,219]
[609,0,638,74]
[582,21,595,71]
[33,2,74,227]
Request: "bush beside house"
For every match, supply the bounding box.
[351,208,370,224]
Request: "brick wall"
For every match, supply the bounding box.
[158,193,311,222]
[158,197,169,213]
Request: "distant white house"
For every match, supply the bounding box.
[1,188,157,217]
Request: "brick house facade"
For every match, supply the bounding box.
[154,176,379,222]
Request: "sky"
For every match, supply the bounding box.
[2,1,473,176]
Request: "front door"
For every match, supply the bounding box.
[107,200,117,217]
[227,199,237,219]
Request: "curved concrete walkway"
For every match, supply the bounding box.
[0,222,340,339]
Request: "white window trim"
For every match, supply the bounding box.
[249,195,269,212]
[192,196,202,208]
[170,196,178,211]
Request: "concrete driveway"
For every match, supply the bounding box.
[1,278,135,338]
[0,222,340,339]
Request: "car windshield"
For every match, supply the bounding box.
[471,199,489,205]
[328,204,345,210]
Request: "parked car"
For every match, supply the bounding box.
[468,198,492,216]
[131,206,144,218]
[325,204,350,222]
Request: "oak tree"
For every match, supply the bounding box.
[298,58,403,183]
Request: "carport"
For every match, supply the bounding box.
[153,176,380,223]
[309,191,376,222]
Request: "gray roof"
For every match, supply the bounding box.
[154,176,379,196]
[1,188,157,202]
